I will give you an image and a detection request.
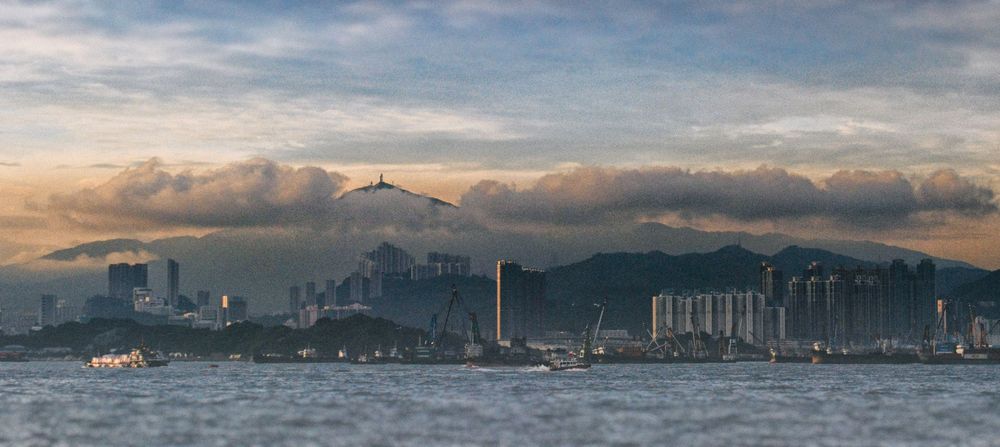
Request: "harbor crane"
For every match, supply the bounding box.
[429,285,482,354]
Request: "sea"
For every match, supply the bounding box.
[2,361,999,446]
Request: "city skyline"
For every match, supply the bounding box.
[0,1,998,270]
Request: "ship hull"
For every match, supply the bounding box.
[548,363,591,371]
[811,352,918,364]
[918,350,1000,364]
[253,354,346,364]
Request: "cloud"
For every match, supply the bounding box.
[460,166,997,228]
[12,249,159,273]
[0,161,20,167]
[48,158,348,229]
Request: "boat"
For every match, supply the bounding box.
[811,348,919,364]
[252,346,347,364]
[918,300,1000,364]
[0,345,29,362]
[548,352,591,371]
[85,343,169,368]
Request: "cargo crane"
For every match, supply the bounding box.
[429,285,483,359]
[689,313,708,359]
[645,324,685,359]
[723,302,745,361]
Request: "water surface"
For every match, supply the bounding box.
[2,362,998,446]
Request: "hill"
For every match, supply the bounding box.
[0,314,427,357]
[543,245,878,334]
[952,270,1000,316]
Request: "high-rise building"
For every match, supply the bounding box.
[289,286,301,313]
[759,262,784,307]
[108,263,148,300]
[787,274,846,343]
[914,259,936,334]
[786,259,935,344]
[496,260,546,341]
[196,290,211,308]
[362,242,415,278]
[324,280,336,308]
[651,292,770,344]
[305,282,316,306]
[412,252,472,280]
[167,259,179,309]
[354,258,382,300]
[38,294,57,327]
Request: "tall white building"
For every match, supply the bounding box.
[652,292,774,345]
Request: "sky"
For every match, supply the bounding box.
[0,0,998,269]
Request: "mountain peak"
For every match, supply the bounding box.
[343,177,456,207]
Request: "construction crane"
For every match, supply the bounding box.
[725,301,745,361]
[428,285,483,356]
[689,312,708,359]
[578,299,608,362]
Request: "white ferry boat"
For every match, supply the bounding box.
[85,343,170,368]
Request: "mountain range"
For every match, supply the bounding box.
[0,182,991,316]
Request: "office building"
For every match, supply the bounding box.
[196,290,211,308]
[221,295,248,325]
[305,282,316,306]
[496,260,546,341]
[324,280,336,308]
[289,286,301,313]
[167,259,179,309]
[39,294,57,327]
[108,263,148,300]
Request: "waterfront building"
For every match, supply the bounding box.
[651,292,769,345]
[196,306,220,330]
[787,274,846,343]
[108,263,148,300]
[133,288,171,315]
[167,259,179,309]
[786,259,936,345]
[496,260,546,341]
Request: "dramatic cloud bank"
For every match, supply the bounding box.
[48,158,347,228]
[460,166,997,228]
[43,160,998,234]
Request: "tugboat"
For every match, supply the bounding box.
[548,352,591,371]
[85,343,169,368]
[548,300,606,371]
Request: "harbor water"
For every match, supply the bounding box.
[2,362,999,446]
